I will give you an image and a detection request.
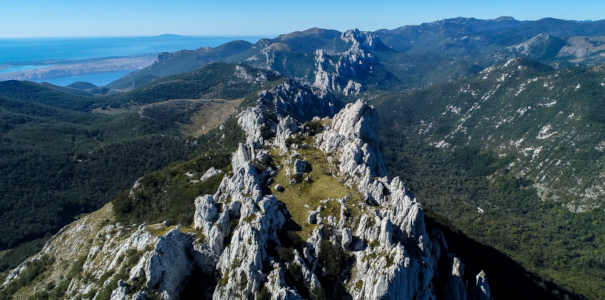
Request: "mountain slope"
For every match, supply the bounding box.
[106,40,254,90]
[0,86,497,300]
[371,58,605,298]
[0,63,288,258]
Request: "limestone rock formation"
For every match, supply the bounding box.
[316,99,387,183]
[2,81,492,300]
[258,78,340,120]
[312,29,383,93]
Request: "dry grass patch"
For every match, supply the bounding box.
[180,99,243,136]
[268,136,364,240]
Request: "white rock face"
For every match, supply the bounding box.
[145,229,195,300]
[238,107,266,148]
[258,78,340,120]
[317,99,387,182]
[347,176,436,300]
[313,29,381,93]
[265,263,304,300]
[110,280,130,300]
[444,256,467,300]
[232,143,254,171]
[275,116,299,148]
[2,80,492,300]
[200,167,222,183]
[343,80,363,95]
[508,33,559,59]
[212,194,285,300]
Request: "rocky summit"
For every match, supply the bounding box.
[1,81,491,300]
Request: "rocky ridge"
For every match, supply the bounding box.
[2,82,492,300]
[313,29,381,95]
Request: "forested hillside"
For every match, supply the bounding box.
[0,63,281,272]
[372,58,605,298]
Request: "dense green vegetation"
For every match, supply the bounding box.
[99,62,284,109]
[0,81,96,111]
[0,255,55,300]
[0,75,249,274]
[381,132,605,298]
[372,60,605,298]
[113,152,236,225]
[0,61,279,264]
[106,40,254,90]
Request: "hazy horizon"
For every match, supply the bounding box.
[1,0,604,38]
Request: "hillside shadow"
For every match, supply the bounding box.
[424,213,587,300]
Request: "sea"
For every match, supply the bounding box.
[0,35,266,86]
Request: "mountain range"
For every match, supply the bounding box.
[2,16,605,299]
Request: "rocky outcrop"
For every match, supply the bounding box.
[275,115,299,148]
[469,271,491,300]
[258,78,341,120]
[316,99,387,183]
[232,143,254,171]
[200,167,222,183]
[507,33,565,59]
[341,29,381,50]
[312,29,383,94]
[145,229,195,300]
[234,64,269,83]
[238,107,266,148]
[444,256,467,300]
[2,86,493,300]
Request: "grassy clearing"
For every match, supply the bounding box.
[180,99,243,136]
[268,135,364,240]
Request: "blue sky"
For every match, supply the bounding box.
[0,0,603,37]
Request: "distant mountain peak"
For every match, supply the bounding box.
[494,16,516,21]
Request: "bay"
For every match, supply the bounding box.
[0,35,265,64]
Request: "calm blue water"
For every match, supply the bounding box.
[0,35,265,64]
[31,70,136,87]
[0,35,266,86]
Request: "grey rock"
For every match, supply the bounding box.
[232,143,253,172]
[318,99,387,183]
[341,228,352,249]
[145,229,194,300]
[132,291,148,300]
[307,211,318,225]
[110,280,130,300]
[469,271,491,300]
[275,116,299,148]
[275,184,285,192]
[193,195,219,232]
[293,159,310,179]
[212,196,285,300]
[265,262,304,300]
[238,107,265,148]
[200,167,222,183]
[343,80,363,96]
[259,78,341,121]
[444,255,467,300]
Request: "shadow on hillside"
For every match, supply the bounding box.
[424,212,587,300]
